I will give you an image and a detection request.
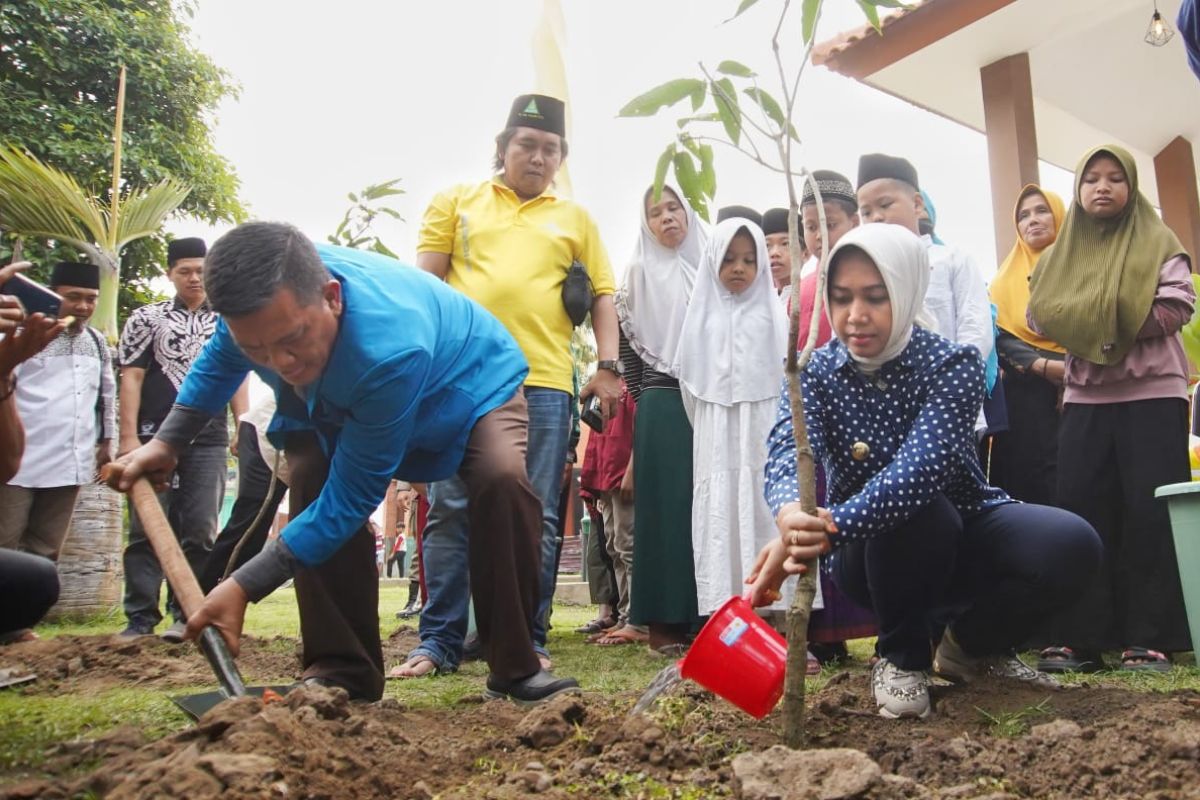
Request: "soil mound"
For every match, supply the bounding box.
[2,664,1199,798]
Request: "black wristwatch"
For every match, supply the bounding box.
[596,359,624,376]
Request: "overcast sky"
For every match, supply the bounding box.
[168,0,1077,280]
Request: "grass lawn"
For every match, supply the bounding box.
[3,585,1199,779]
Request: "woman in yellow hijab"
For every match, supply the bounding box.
[987,185,1066,507]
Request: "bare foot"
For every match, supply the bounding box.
[387,654,437,679]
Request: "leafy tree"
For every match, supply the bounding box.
[620,0,902,746]
[0,0,245,326]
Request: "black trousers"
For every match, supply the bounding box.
[0,549,59,637]
[988,369,1060,506]
[832,495,1101,671]
[199,422,288,594]
[1047,398,1193,652]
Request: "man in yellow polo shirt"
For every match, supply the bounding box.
[391,94,621,679]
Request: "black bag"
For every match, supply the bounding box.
[561,259,594,327]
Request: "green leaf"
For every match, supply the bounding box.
[711,78,742,146]
[725,0,760,22]
[855,0,882,31]
[716,60,756,78]
[743,87,786,130]
[802,0,821,44]
[689,82,707,112]
[618,78,706,117]
[674,152,709,220]
[652,143,677,204]
[675,113,723,129]
[698,144,717,198]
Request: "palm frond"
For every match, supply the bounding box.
[112,180,191,250]
[0,146,110,250]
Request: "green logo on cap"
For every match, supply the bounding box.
[523,98,540,116]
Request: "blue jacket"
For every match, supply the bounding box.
[176,244,528,564]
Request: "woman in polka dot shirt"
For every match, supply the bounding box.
[746,223,1102,720]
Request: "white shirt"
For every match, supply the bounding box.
[9,326,117,488]
[922,235,994,363]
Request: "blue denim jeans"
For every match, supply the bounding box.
[413,387,570,669]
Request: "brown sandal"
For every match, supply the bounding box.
[595,626,649,646]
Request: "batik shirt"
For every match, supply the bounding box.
[118,297,227,446]
[764,327,1011,544]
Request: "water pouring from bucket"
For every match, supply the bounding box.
[631,596,788,719]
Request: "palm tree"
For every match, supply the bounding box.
[0,71,190,342]
[0,68,191,617]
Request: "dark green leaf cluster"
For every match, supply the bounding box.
[0,0,243,317]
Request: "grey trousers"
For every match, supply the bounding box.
[122,444,226,628]
[0,484,82,560]
[598,490,636,627]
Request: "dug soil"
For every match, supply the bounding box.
[2,635,1199,799]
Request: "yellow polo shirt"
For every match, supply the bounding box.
[417,179,615,393]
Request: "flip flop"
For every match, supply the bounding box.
[575,617,617,635]
[387,654,438,679]
[1120,647,1172,673]
[652,643,689,658]
[1037,646,1105,674]
[594,626,649,646]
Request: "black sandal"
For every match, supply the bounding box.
[1037,646,1105,673]
[1120,647,1171,673]
[575,617,617,635]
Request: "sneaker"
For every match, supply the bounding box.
[484,669,581,707]
[118,623,155,639]
[871,658,931,719]
[160,621,187,644]
[934,629,1059,690]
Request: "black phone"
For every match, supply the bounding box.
[0,273,63,317]
[581,395,604,433]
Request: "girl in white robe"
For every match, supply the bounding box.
[677,218,798,615]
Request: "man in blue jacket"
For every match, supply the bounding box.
[108,221,579,704]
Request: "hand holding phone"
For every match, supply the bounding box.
[581,395,604,433]
[0,273,63,317]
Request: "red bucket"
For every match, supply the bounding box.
[678,596,788,719]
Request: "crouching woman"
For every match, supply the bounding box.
[746,223,1101,720]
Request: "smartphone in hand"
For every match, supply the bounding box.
[581,395,604,433]
[1,273,63,317]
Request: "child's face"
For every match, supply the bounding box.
[828,249,892,359]
[1079,154,1130,219]
[856,179,922,235]
[802,202,860,260]
[766,232,790,288]
[719,230,758,294]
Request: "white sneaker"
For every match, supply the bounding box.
[871,658,931,719]
[933,629,1059,690]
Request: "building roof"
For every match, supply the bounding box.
[813,0,1200,206]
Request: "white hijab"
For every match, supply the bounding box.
[676,218,788,406]
[615,184,709,376]
[823,223,932,373]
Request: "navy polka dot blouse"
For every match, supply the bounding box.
[764,327,1011,543]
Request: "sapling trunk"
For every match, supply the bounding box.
[781,174,830,749]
